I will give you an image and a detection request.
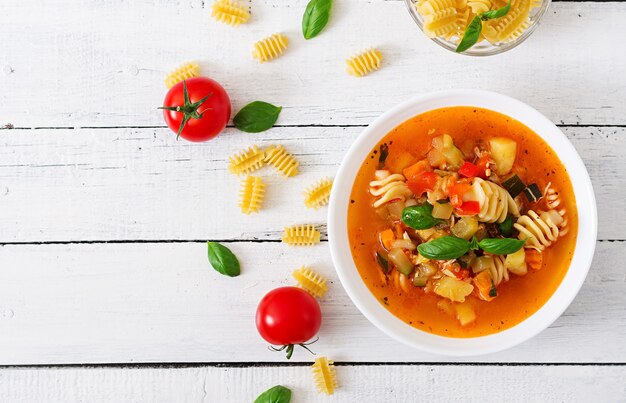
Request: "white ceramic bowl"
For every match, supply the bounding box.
[328,90,597,356]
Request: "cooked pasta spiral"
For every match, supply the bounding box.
[264,145,299,177]
[514,209,563,251]
[164,62,200,89]
[238,176,265,214]
[489,255,509,286]
[390,269,412,293]
[346,49,383,77]
[369,170,412,208]
[228,145,265,176]
[211,0,250,26]
[293,266,328,298]
[304,177,333,209]
[312,357,338,395]
[282,225,320,246]
[252,33,289,63]
[472,178,520,223]
[545,182,568,236]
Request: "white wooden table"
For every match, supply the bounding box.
[1,0,625,401]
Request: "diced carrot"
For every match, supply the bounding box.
[472,271,496,302]
[525,249,543,270]
[402,160,431,181]
[379,229,395,251]
[393,222,405,239]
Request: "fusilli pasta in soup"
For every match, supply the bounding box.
[347,107,577,337]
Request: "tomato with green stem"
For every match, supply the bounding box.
[256,287,322,359]
[160,77,231,142]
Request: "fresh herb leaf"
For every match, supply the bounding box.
[376,250,389,273]
[401,204,443,230]
[377,143,389,169]
[207,241,241,277]
[254,385,292,403]
[302,0,332,40]
[456,16,482,53]
[469,236,480,251]
[478,237,526,255]
[481,0,511,20]
[417,236,470,260]
[233,101,282,133]
[489,279,498,297]
[498,216,515,237]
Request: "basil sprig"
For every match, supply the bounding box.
[456,0,511,53]
[254,385,292,403]
[418,235,525,260]
[233,101,282,133]
[207,241,241,277]
[401,204,442,230]
[302,0,332,40]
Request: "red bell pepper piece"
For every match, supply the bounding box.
[458,161,483,178]
[455,201,480,216]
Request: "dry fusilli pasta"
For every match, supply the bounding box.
[312,356,338,395]
[211,0,250,26]
[483,0,531,43]
[282,225,320,245]
[304,177,333,209]
[228,145,266,176]
[252,33,289,63]
[239,176,266,214]
[164,62,200,89]
[264,145,299,177]
[346,49,383,77]
[293,266,328,298]
[369,170,412,208]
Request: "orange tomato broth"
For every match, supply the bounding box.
[347,107,578,337]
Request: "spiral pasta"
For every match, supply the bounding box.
[312,356,338,395]
[472,178,520,223]
[483,0,531,43]
[228,145,265,176]
[545,182,568,236]
[164,62,200,89]
[346,49,383,77]
[238,176,265,214]
[304,177,333,209]
[489,255,508,286]
[264,145,299,177]
[282,225,320,246]
[252,33,289,63]
[468,0,492,14]
[514,209,562,251]
[211,0,250,27]
[390,269,412,293]
[293,266,328,298]
[369,170,412,208]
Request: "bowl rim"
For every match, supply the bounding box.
[327,89,597,356]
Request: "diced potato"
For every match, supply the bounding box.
[455,301,477,326]
[416,228,436,241]
[417,261,438,277]
[387,150,416,174]
[505,248,528,276]
[429,134,465,169]
[434,276,474,303]
[451,216,479,240]
[489,137,517,175]
[432,201,453,219]
[386,199,405,220]
[427,149,446,168]
[388,248,414,276]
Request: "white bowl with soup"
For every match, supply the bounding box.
[328,90,596,356]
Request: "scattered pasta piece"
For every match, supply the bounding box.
[164,62,200,89]
[293,266,328,298]
[264,145,299,177]
[312,356,338,395]
[304,177,333,209]
[228,145,266,176]
[211,0,250,26]
[252,33,289,63]
[282,225,320,246]
[239,176,266,214]
[346,48,383,77]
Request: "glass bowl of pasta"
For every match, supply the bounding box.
[328,90,597,355]
[405,0,551,55]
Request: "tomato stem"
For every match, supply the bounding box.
[158,80,213,139]
[268,337,319,360]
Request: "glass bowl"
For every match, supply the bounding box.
[404,0,552,56]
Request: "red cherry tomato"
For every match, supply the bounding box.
[162,77,231,142]
[407,171,438,196]
[256,287,322,359]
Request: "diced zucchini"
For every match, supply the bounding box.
[505,248,527,276]
[451,216,479,240]
[455,301,477,326]
[471,256,495,274]
[416,227,436,241]
[432,201,454,219]
[502,174,526,198]
[524,183,542,202]
[430,134,464,169]
[433,276,474,303]
[413,275,428,287]
[417,261,438,277]
[457,253,474,269]
[376,250,389,273]
[489,137,517,175]
[388,248,414,276]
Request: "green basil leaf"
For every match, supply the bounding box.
[481,0,511,20]
[456,15,482,53]
[401,204,442,230]
[302,0,332,40]
[207,241,240,277]
[469,236,479,251]
[418,236,470,260]
[233,101,282,133]
[254,385,292,403]
[498,216,514,237]
[478,238,526,255]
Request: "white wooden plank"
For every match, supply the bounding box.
[0,240,622,365]
[0,2,625,127]
[0,365,624,402]
[0,126,621,242]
